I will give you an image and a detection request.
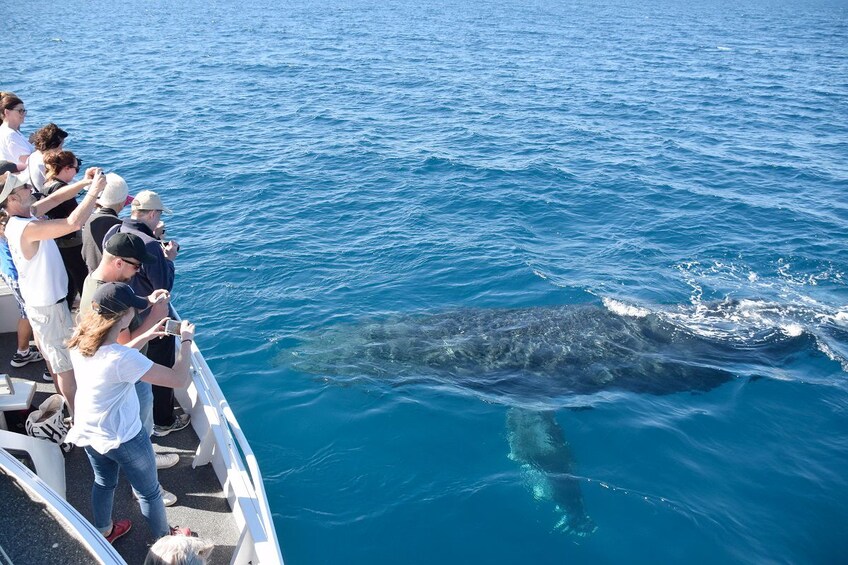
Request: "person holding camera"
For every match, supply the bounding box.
[0,169,106,415]
[66,282,194,543]
[40,149,101,305]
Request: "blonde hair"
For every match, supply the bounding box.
[67,309,125,357]
[144,536,214,565]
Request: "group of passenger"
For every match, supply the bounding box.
[0,91,209,558]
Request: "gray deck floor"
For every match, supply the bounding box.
[1,331,239,565]
[0,467,100,564]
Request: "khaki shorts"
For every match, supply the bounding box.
[25,301,75,374]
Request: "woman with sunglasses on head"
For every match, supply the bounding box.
[40,149,100,305]
[0,92,33,169]
[66,281,194,544]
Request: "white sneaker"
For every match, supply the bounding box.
[10,347,43,367]
[162,488,177,507]
[152,413,191,437]
[155,453,179,470]
[134,485,177,507]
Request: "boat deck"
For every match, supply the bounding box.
[0,466,100,564]
[0,331,240,564]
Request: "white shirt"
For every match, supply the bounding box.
[0,122,33,165]
[25,150,46,191]
[66,344,154,453]
[4,215,68,307]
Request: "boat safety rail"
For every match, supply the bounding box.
[171,308,283,564]
[190,346,281,555]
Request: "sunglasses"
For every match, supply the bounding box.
[122,258,142,270]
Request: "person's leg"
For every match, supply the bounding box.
[54,369,77,415]
[113,429,169,538]
[84,446,120,534]
[59,244,89,305]
[16,317,32,352]
[146,337,176,427]
[26,302,76,414]
[136,381,154,437]
[151,385,176,426]
[2,273,39,360]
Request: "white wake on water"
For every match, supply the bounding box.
[601,297,650,318]
[599,258,848,372]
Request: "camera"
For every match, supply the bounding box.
[164,319,181,337]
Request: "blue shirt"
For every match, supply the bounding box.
[0,237,17,280]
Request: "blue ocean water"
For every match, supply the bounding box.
[10,0,848,562]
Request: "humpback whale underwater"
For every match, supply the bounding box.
[287,298,847,536]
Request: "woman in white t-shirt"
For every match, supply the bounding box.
[0,92,34,167]
[66,282,195,544]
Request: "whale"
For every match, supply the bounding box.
[286,300,826,535]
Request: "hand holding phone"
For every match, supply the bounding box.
[164,319,181,336]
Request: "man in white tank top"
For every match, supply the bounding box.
[0,171,106,414]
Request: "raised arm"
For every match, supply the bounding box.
[31,167,98,217]
[19,172,106,256]
[118,291,171,348]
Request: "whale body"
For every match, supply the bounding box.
[288,301,816,535]
[289,303,767,399]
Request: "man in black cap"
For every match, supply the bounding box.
[80,232,170,331]
[80,232,170,434]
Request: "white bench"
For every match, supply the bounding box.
[0,377,36,431]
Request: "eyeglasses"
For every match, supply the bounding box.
[71,158,83,173]
[122,258,142,270]
[10,108,26,115]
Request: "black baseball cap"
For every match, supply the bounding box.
[91,282,149,316]
[104,232,157,263]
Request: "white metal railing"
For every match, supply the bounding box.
[187,346,283,564]
[170,308,283,565]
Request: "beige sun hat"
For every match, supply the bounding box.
[131,189,171,214]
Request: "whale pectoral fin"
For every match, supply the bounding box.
[554,508,597,537]
[545,466,597,537]
[506,407,596,537]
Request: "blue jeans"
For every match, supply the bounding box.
[84,428,169,538]
[136,380,154,436]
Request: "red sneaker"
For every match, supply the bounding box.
[169,525,193,537]
[105,519,132,544]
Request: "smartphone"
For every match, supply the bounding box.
[164,319,181,337]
